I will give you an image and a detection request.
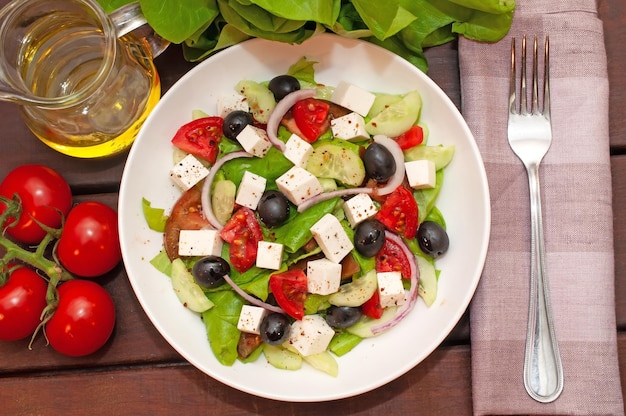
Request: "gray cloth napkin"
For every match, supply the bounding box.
[458,0,624,414]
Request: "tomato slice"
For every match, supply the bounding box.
[219,207,263,273]
[292,98,330,143]
[394,125,424,150]
[171,116,223,164]
[269,270,307,320]
[361,291,384,319]
[375,237,412,280]
[375,186,418,239]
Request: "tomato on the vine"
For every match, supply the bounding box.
[0,164,72,244]
[0,266,48,341]
[57,202,121,278]
[269,270,307,320]
[45,279,115,357]
[171,116,223,164]
[219,206,263,273]
[292,98,330,143]
[375,185,418,239]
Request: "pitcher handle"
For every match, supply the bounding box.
[109,2,170,58]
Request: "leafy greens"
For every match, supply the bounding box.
[97,0,514,72]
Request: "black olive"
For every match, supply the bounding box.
[268,74,300,101]
[416,221,449,258]
[353,219,386,257]
[192,255,230,288]
[325,305,362,329]
[257,190,290,228]
[363,143,396,182]
[222,110,254,140]
[260,312,291,345]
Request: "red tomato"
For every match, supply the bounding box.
[0,165,72,244]
[57,202,121,278]
[376,237,412,280]
[394,125,424,150]
[375,186,418,239]
[219,207,263,273]
[45,279,115,357]
[269,270,307,320]
[0,266,48,341]
[361,291,383,319]
[292,98,330,143]
[171,117,223,164]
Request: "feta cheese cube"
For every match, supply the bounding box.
[217,94,249,117]
[169,154,210,191]
[235,171,266,209]
[237,305,268,334]
[330,112,369,140]
[310,213,354,263]
[288,315,335,356]
[256,241,284,270]
[405,159,436,189]
[307,258,342,295]
[343,193,378,227]
[236,124,272,158]
[377,271,407,308]
[330,81,376,116]
[284,134,313,168]
[275,166,323,206]
[177,229,223,257]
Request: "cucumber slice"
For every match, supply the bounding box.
[416,254,438,307]
[263,344,303,371]
[306,142,365,187]
[212,179,236,225]
[328,269,377,307]
[170,258,214,313]
[346,306,398,338]
[235,80,276,124]
[367,93,403,118]
[302,350,339,377]
[404,144,455,170]
[365,90,421,137]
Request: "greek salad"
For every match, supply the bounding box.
[143,57,455,376]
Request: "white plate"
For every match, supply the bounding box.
[119,33,490,402]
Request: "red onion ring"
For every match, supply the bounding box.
[223,274,285,314]
[296,186,374,213]
[201,150,253,230]
[266,89,317,152]
[372,135,405,196]
[371,231,419,335]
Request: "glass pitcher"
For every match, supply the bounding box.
[0,0,170,158]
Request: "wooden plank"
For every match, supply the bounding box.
[0,344,472,416]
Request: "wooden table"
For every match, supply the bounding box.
[1,2,624,414]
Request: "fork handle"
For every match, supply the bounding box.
[523,163,564,403]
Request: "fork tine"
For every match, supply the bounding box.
[543,36,550,119]
[509,37,517,114]
[531,36,539,114]
[520,35,527,115]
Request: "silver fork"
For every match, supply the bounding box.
[508,35,563,403]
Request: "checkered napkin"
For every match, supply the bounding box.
[458,0,624,413]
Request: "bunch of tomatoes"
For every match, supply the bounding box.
[0,165,121,357]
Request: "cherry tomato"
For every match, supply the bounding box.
[0,266,48,341]
[292,98,330,143]
[171,116,224,164]
[269,270,307,320]
[375,186,418,239]
[394,125,424,150]
[0,164,72,244]
[375,237,412,280]
[219,207,263,273]
[361,291,384,319]
[57,202,121,278]
[45,279,115,357]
